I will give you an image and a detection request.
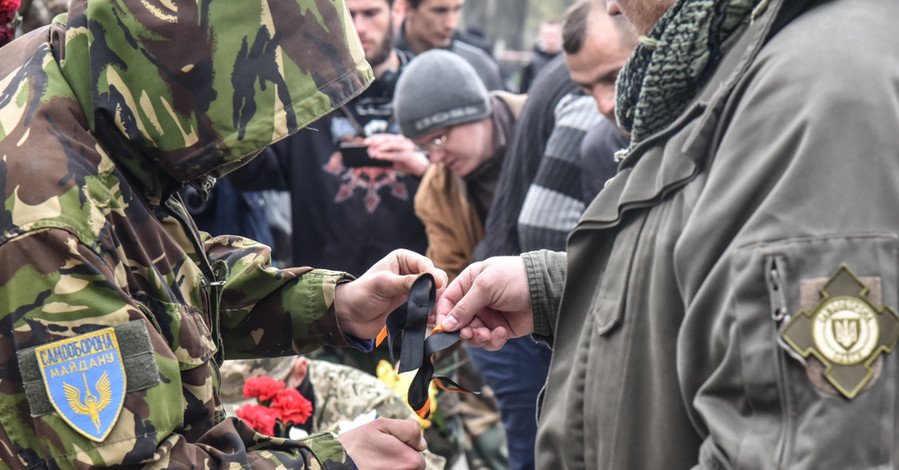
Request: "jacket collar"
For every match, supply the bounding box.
[578,0,792,230]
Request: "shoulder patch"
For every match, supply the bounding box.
[35,327,126,442]
[781,266,899,399]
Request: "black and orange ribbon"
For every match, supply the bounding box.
[376,273,476,419]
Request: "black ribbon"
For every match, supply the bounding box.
[377,273,476,418]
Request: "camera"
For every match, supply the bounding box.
[339,142,392,168]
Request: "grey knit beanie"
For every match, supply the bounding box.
[395,49,493,141]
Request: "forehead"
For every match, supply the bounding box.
[346,0,390,10]
[567,20,631,78]
[416,0,465,10]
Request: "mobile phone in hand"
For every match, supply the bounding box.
[339,142,393,168]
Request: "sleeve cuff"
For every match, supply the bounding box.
[302,431,356,469]
[331,275,374,352]
[521,250,567,347]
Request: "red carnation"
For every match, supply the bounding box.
[0,0,20,47]
[242,376,285,402]
[271,387,313,426]
[0,0,21,14]
[235,404,278,436]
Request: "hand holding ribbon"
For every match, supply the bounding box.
[433,256,535,351]
[377,273,477,419]
[334,249,446,340]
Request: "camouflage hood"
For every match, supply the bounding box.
[1,0,372,201]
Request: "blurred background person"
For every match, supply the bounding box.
[515,0,636,251]
[517,19,562,93]
[394,0,506,91]
[266,0,430,279]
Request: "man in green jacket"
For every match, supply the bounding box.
[435,0,899,468]
[0,0,446,469]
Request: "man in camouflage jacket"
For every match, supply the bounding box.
[0,0,445,469]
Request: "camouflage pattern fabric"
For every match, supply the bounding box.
[219,357,446,470]
[307,345,508,469]
[0,0,373,468]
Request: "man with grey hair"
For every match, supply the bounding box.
[435,0,899,468]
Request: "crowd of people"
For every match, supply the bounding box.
[2,0,898,469]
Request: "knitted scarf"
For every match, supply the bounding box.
[615,0,770,154]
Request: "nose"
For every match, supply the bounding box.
[606,0,622,16]
[428,147,447,163]
[593,89,618,125]
[353,17,367,37]
[445,10,460,32]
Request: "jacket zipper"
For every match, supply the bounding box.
[163,197,225,363]
[765,255,792,469]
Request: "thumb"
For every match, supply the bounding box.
[438,284,485,332]
[377,273,418,298]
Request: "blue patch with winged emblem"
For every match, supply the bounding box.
[35,327,126,442]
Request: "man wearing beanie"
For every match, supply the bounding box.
[396,48,541,469]
[396,49,525,281]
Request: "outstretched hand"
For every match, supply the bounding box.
[337,418,427,470]
[432,256,534,351]
[334,249,447,340]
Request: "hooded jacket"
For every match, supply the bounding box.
[0,0,373,468]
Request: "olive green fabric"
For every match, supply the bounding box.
[529,0,899,467]
[0,0,374,468]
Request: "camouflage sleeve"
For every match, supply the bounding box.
[202,234,368,360]
[0,229,354,470]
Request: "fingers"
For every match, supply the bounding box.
[364,135,430,177]
[337,419,426,470]
[434,265,488,332]
[390,249,447,289]
[433,268,472,329]
[467,325,510,351]
[382,418,427,452]
[364,134,413,161]
[365,133,415,151]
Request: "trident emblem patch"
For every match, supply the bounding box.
[781,266,899,399]
[36,327,126,441]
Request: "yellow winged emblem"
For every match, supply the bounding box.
[64,372,112,432]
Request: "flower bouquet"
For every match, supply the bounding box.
[235,376,313,438]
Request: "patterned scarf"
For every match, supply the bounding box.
[615,0,770,154]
